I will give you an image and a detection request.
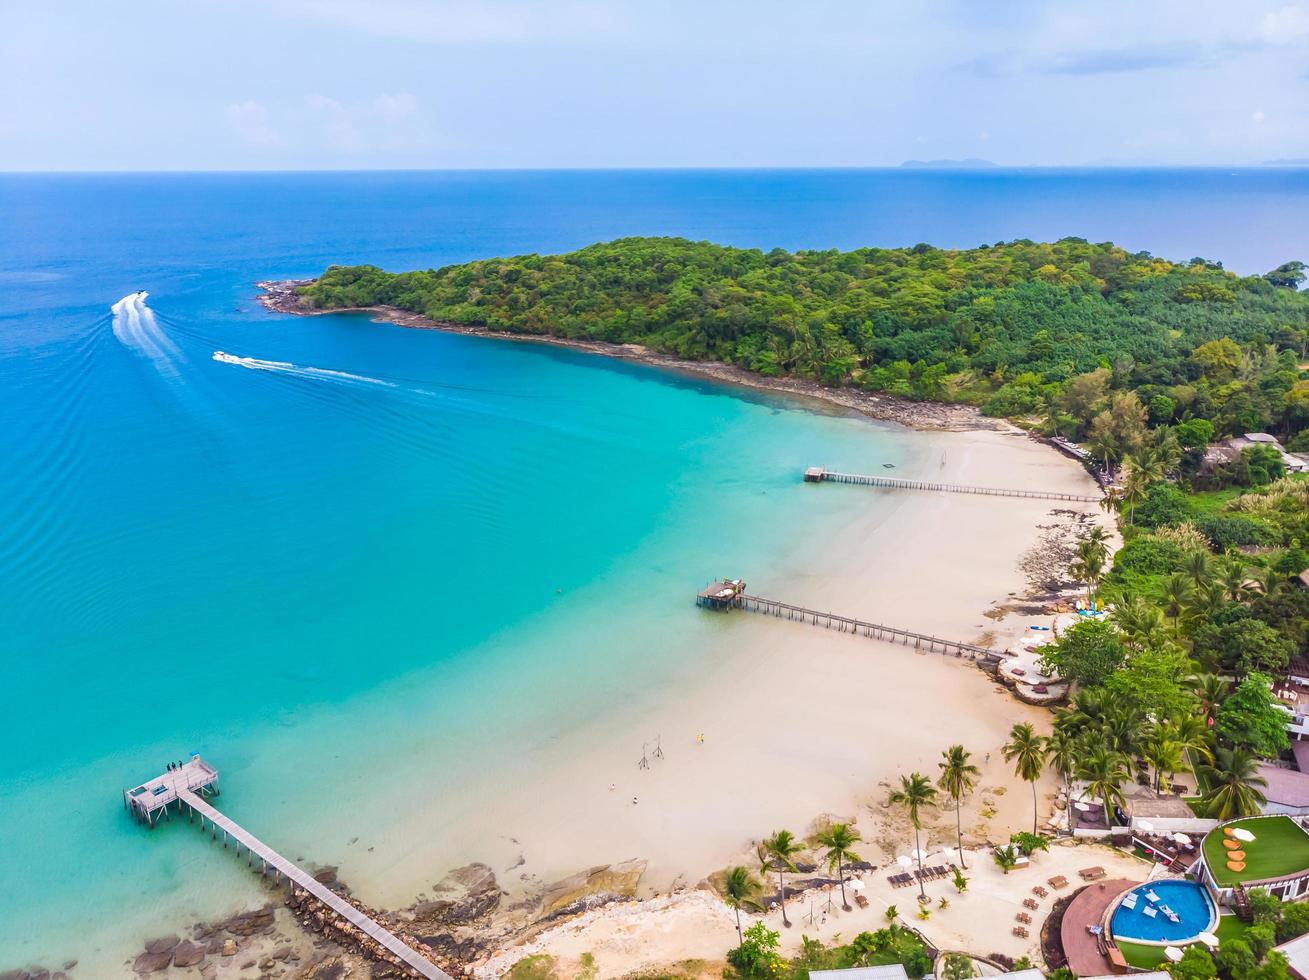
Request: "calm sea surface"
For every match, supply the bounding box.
[1,169,1306,972]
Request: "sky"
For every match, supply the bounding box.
[2,0,1308,170]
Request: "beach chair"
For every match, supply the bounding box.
[1122,893,1137,910]
[1142,905,1158,918]
[856,894,869,909]
[1023,898,1039,910]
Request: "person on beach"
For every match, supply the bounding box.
[632,796,638,805]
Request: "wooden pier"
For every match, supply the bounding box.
[123,757,451,980]
[698,586,1002,660]
[803,466,1100,503]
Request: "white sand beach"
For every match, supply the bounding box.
[349,426,1109,911]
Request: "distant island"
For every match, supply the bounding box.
[899,157,997,169]
[271,237,1308,446]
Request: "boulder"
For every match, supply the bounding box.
[538,859,646,918]
[171,941,205,968]
[220,939,237,957]
[414,863,503,926]
[144,935,180,954]
[131,950,173,973]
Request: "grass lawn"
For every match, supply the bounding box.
[1186,487,1247,517]
[1116,916,1251,969]
[1203,816,1309,886]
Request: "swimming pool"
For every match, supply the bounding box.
[1110,881,1217,944]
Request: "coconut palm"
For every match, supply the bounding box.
[1002,723,1048,835]
[887,772,937,901]
[937,745,980,867]
[815,823,863,911]
[1141,733,1185,793]
[1160,572,1195,636]
[1079,744,1130,828]
[1219,559,1251,602]
[1045,728,1080,836]
[722,866,762,944]
[1071,538,1107,601]
[1187,673,1228,723]
[1197,748,1269,820]
[759,830,803,928]
[1170,713,1216,765]
[1111,596,1168,652]
[1120,467,1150,526]
[1181,550,1212,591]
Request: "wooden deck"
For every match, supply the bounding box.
[123,756,219,825]
[702,587,1001,659]
[803,467,1101,503]
[124,757,450,980]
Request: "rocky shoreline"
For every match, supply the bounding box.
[255,280,1006,433]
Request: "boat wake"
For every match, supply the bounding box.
[212,351,413,392]
[111,291,179,373]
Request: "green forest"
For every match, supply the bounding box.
[299,237,1309,449]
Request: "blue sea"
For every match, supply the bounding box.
[1,168,1306,974]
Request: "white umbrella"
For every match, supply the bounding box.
[897,855,913,867]
[1233,828,1256,843]
[1164,947,1184,963]
[1138,820,1156,833]
[1198,932,1219,948]
[848,878,865,892]
[911,849,929,861]
[1173,833,1193,845]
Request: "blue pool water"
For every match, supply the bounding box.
[1111,881,1217,944]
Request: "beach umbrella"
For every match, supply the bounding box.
[848,879,865,892]
[897,855,913,867]
[1173,833,1192,845]
[1233,828,1256,843]
[1198,932,1220,948]
[1164,947,1184,962]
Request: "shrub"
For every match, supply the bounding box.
[1196,514,1277,550]
[1134,483,1195,528]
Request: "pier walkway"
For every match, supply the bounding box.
[803,466,1101,503]
[698,581,1002,660]
[124,757,450,980]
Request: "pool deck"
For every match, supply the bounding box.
[1061,878,1139,976]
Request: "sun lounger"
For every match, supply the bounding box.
[856,894,869,909]
[1142,905,1158,918]
[1146,889,1161,903]
[1122,893,1137,910]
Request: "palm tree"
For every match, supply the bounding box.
[1187,674,1228,725]
[722,866,762,945]
[1112,596,1168,652]
[937,745,980,867]
[1141,732,1184,793]
[1071,538,1107,601]
[1003,723,1048,835]
[888,773,937,902]
[1219,558,1251,602]
[1121,466,1149,525]
[1168,713,1216,767]
[759,830,803,928]
[815,823,863,911]
[1045,728,1080,836]
[1160,572,1195,636]
[1197,748,1269,820]
[1079,744,1130,828]
[1181,550,1212,592]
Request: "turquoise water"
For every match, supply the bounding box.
[2,169,1307,973]
[1110,881,1217,944]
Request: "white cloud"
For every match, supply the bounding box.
[1253,109,1266,122]
[1260,4,1309,42]
[303,92,424,152]
[225,100,282,147]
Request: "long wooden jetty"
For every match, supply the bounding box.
[123,757,451,980]
[697,580,1001,660]
[803,466,1100,503]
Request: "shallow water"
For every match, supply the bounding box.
[1,169,1306,973]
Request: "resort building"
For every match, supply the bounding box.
[1195,816,1309,904]
[1256,761,1309,817]
[1275,933,1309,980]
[1201,433,1309,474]
[809,966,909,980]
